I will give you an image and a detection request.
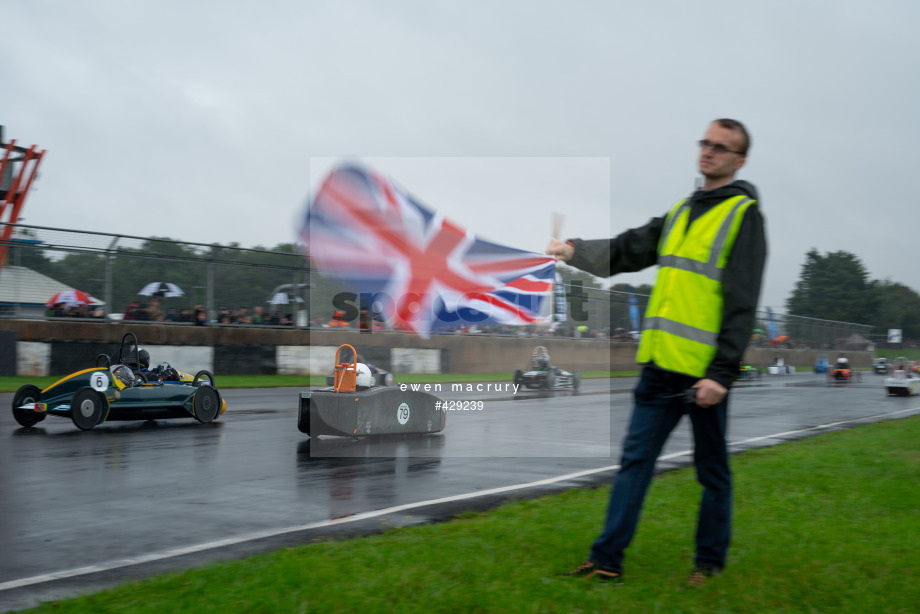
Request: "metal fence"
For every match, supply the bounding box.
[753,311,876,350]
[599,291,875,348]
[0,223,309,324]
[0,223,876,345]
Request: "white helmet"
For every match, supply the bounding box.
[355,363,374,389]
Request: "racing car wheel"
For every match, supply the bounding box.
[71,387,108,430]
[192,386,221,423]
[12,385,46,427]
[544,369,555,391]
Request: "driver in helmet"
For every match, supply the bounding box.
[127,348,152,385]
[137,348,151,371]
[354,363,375,390]
[108,346,151,387]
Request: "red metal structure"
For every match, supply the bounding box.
[0,125,46,274]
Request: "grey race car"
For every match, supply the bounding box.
[513,345,580,396]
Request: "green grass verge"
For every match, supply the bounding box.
[18,415,920,613]
[0,372,623,394]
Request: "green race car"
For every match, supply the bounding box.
[737,363,761,381]
[11,332,225,430]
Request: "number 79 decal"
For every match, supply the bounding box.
[397,402,410,425]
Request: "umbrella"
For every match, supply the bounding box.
[268,292,304,305]
[139,282,184,298]
[45,290,101,308]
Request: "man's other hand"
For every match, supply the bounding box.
[691,378,727,408]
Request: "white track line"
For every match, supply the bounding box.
[728,406,920,447]
[2,405,918,592]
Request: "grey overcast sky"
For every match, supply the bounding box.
[3,0,918,311]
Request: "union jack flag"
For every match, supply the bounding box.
[301,164,556,337]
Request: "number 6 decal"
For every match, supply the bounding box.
[90,371,109,392]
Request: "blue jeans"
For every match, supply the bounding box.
[590,367,732,571]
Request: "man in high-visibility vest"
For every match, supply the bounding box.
[547,118,767,587]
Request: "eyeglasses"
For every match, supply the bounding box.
[698,139,744,155]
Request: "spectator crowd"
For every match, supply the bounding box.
[47,297,295,326]
[47,299,616,338]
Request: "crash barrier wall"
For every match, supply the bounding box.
[8,326,609,376]
[1,321,874,377]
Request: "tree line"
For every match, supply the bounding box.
[786,248,919,340]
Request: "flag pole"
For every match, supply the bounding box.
[552,211,564,239]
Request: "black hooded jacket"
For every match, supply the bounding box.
[567,180,767,388]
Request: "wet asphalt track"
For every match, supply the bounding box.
[2,373,919,611]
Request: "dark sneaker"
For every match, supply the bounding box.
[561,561,623,583]
[684,565,722,588]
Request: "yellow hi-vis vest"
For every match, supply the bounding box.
[636,194,757,378]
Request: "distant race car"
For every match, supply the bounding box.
[767,357,795,375]
[737,363,761,381]
[513,346,580,396]
[299,344,445,437]
[828,355,862,385]
[814,353,829,374]
[873,357,890,375]
[885,357,920,396]
[12,332,225,430]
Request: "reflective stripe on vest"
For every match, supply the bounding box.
[636,195,756,377]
